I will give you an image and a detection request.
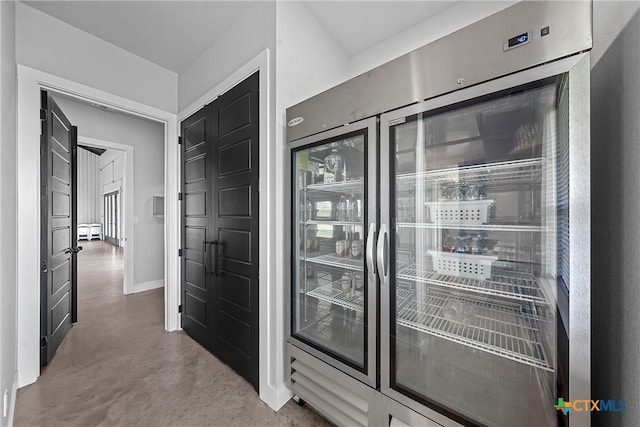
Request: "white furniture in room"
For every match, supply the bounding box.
[78,223,102,240]
[89,223,103,240]
[77,224,90,240]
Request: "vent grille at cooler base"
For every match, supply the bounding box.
[289,349,369,427]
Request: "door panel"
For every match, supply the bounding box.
[52,192,70,216]
[211,71,260,389]
[218,140,251,176]
[51,261,70,295]
[218,93,251,137]
[218,186,251,217]
[40,91,78,367]
[185,156,206,183]
[185,193,207,216]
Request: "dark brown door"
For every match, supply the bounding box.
[180,72,260,389]
[210,72,260,389]
[40,91,80,367]
[181,106,214,348]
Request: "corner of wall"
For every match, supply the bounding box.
[590,2,640,425]
[0,0,18,425]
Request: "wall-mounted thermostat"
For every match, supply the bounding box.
[504,31,532,51]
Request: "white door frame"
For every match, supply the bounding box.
[16,65,180,387]
[178,49,288,410]
[78,137,133,295]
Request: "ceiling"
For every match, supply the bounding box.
[78,144,107,156]
[22,1,459,73]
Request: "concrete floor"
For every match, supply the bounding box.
[15,241,331,426]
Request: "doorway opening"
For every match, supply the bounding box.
[18,64,180,387]
[38,91,166,369]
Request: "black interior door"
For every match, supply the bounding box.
[181,105,214,349]
[40,91,80,367]
[210,71,260,389]
[180,72,260,390]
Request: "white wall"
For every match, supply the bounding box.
[53,96,165,288]
[591,1,640,425]
[100,149,125,194]
[0,1,17,424]
[178,2,276,112]
[15,2,177,113]
[275,2,349,109]
[76,148,100,224]
[348,1,518,78]
[272,1,350,407]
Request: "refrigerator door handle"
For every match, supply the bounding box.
[376,223,389,285]
[366,222,377,282]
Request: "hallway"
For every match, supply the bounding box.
[14,241,329,426]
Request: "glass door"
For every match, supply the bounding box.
[380,66,583,426]
[290,118,377,386]
[104,190,120,246]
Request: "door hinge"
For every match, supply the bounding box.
[40,336,48,348]
[40,260,47,272]
[178,192,183,201]
[178,304,182,313]
[39,109,47,121]
[178,136,183,145]
[178,248,183,257]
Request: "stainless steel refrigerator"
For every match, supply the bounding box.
[287,2,592,426]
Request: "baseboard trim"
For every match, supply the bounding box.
[7,370,18,427]
[133,279,164,294]
[260,383,292,412]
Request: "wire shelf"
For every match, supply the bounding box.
[307,282,364,312]
[304,253,364,271]
[396,222,544,233]
[397,264,547,303]
[397,158,543,187]
[396,286,552,371]
[305,178,364,194]
[306,220,363,227]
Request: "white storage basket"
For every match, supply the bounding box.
[428,250,498,280]
[425,200,495,225]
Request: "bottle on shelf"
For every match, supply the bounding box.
[347,194,359,222]
[306,199,313,222]
[337,195,347,221]
[351,232,362,259]
[353,272,364,296]
[315,164,325,184]
[341,271,352,295]
[345,194,353,222]
[324,148,346,183]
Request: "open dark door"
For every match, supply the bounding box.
[40,91,81,367]
[210,71,260,389]
[180,72,259,390]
